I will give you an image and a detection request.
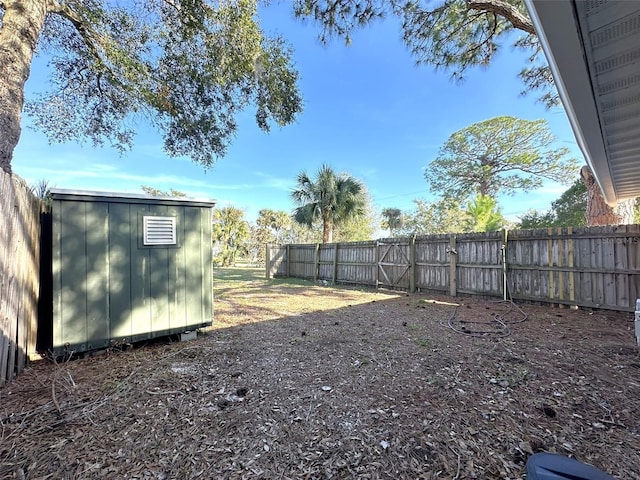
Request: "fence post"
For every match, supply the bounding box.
[333,243,339,284]
[567,226,575,305]
[314,243,320,281]
[409,235,416,293]
[635,299,640,345]
[265,244,271,279]
[502,229,508,301]
[286,244,290,278]
[375,241,380,289]
[557,227,565,306]
[547,227,555,304]
[449,234,457,296]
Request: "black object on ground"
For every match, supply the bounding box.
[526,452,614,479]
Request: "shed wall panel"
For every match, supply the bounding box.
[57,201,88,351]
[167,205,186,330]
[52,200,62,350]
[201,208,213,324]
[108,203,133,340]
[149,205,171,335]
[85,202,109,349]
[184,207,204,325]
[130,205,152,340]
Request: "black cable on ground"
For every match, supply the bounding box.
[440,278,528,338]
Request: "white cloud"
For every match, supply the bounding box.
[16,163,262,194]
[251,171,292,191]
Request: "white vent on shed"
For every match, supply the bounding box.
[143,216,176,245]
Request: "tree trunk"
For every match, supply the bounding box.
[322,213,332,243]
[580,165,635,226]
[0,0,49,174]
[478,156,491,196]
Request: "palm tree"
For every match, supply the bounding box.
[212,206,250,266]
[291,164,366,243]
[30,178,53,207]
[381,208,404,237]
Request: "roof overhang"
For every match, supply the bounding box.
[525,0,640,205]
[50,188,216,208]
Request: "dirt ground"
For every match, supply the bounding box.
[1,267,639,479]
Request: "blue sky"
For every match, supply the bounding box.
[12,3,583,224]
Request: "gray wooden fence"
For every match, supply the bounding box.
[266,225,640,312]
[0,171,41,386]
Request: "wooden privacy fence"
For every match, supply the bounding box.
[266,225,640,312]
[0,171,41,386]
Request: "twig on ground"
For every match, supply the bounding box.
[449,446,461,480]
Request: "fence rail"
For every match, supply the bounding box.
[0,171,41,386]
[267,225,640,312]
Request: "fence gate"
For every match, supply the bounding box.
[377,240,411,290]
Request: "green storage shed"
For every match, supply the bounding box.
[44,189,215,355]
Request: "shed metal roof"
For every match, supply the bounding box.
[525,0,640,206]
[50,188,216,208]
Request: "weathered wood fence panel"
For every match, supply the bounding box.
[0,171,41,386]
[377,238,411,290]
[507,225,640,310]
[288,244,316,279]
[265,243,286,278]
[267,225,640,311]
[457,231,504,297]
[336,242,377,286]
[318,244,334,281]
[415,234,450,293]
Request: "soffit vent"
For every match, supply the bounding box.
[600,92,640,111]
[143,216,177,245]
[595,48,640,75]
[585,0,610,16]
[598,72,640,95]
[606,130,640,145]
[589,13,640,49]
[602,108,640,125]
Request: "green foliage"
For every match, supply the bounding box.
[249,209,293,263]
[21,0,302,166]
[400,195,507,234]
[517,210,556,229]
[552,179,587,227]
[333,191,378,242]
[426,116,579,201]
[294,0,558,107]
[400,198,470,235]
[381,207,404,237]
[291,164,367,243]
[141,185,187,197]
[518,178,587,228]
[255,209,292,244]
[30,178,52,201]
[463,195,507,232]
[212,206,250,267]
[282,222,323,244]
[30,179,49,199]
[333,214,374,242]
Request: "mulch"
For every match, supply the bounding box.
[1,291,639,479]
